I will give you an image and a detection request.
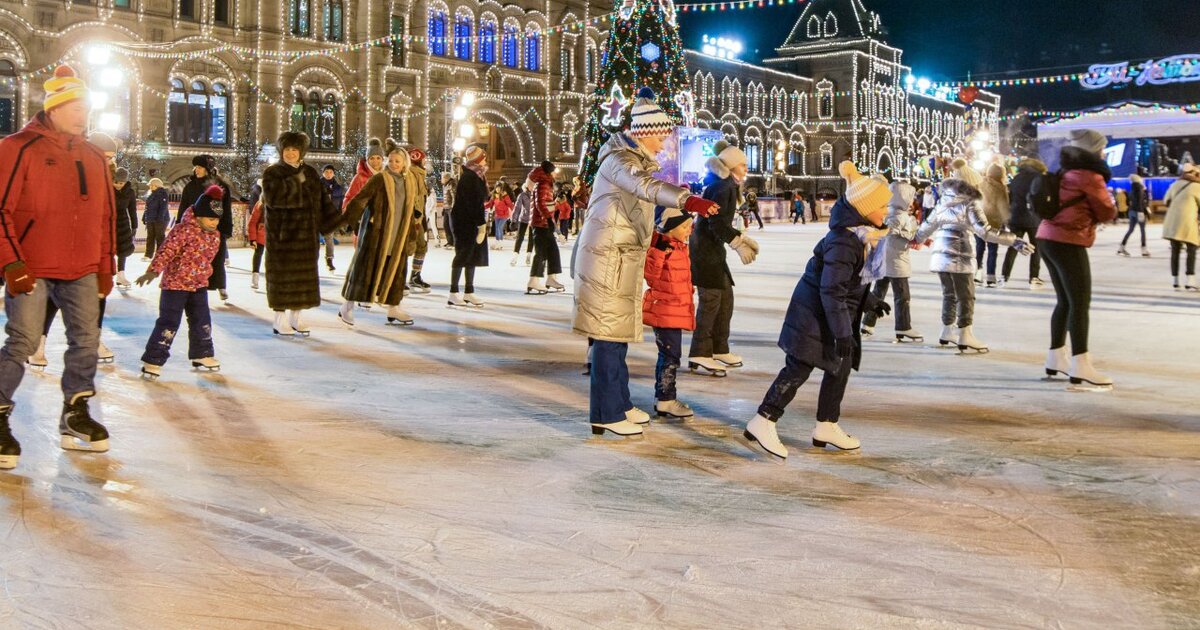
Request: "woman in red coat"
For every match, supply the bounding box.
[485,185,514,246]
[246,198,267,290]
[642,209,698,420]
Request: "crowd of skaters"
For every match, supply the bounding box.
[1,69,1198,471]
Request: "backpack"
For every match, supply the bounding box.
[1028,171,1083,220]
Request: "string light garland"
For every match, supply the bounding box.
[676,0,806,12]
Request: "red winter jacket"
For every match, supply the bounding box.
[246,201,267,246]
[642,232,695,331]
[342,159,375,211]
[556,199,573,221]
[0,112,115,280]
[486,195,514,220]
[526,167,556,228]
[151,209,221,291]
[1037,148,1118,248]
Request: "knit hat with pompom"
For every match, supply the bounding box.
[839,161,890,219]
[950,157,984,188]
[628,87,674,138]
[193,184,226,219]
[44,65,89,112]
[365,137,385,159]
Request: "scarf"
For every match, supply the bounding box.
[850,226,890,286]
[464,160,487,181]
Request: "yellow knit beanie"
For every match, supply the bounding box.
[44,65,90,113]
[838,161,890,219]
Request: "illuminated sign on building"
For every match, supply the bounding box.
[1081,54,1200,90]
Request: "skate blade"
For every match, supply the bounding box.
[894,337,924,344]
[811,438,861,452]
[741,430,788,461]
[293,330,311,337]
[26,363,47,371]
[386,320,415,326]
[656,410,695,420]
[191,364,221,372]
[957,347,989,355]
[589,425,644,438]
[1066,384,1114,393]
[688,364,727,377]
[715,361,743,368]
[97,357,115,364]
[0,454,17,469]
[60,435,109,453]
[525,289,548,295]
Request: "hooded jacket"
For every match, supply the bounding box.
[778,197,879,372]
[0,111,115,280]
[1162,175,1200,246]
[144,187,171,224]
[150,209,221,292]
[1007,158,1047,230]
[879,183,919,279]
[114,181,138,258]
[689,157,742,290]
[512,190,533,224]
[642,231,694,330]
[978,172,1010,230]
[526,166,556,228]
[915,179,1017,274]
[342,159,376,211]
[571,132,692,343]
[246,201,267,247]
[1036,147,1117,247]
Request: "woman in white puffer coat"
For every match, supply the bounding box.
[572,88,718,438]
[913,165,1033,354]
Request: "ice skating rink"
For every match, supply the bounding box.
[2,222,1197,629]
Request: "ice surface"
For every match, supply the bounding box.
[1,224,1197,629]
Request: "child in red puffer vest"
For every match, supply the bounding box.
[643,208,698,420]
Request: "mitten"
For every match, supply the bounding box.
[729,236,757,265]
[682,196,719,218]
[97,273,113,297]
[3,262,35,296]
[476,225,487,244]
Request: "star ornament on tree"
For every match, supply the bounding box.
[601,83,629,128]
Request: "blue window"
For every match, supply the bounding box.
[502,26,519,68]
[428,11,447,56]
[454,15,471,60]
[524,31,540,70]
[479,22,496,64]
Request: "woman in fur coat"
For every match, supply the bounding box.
[261,131,345,336]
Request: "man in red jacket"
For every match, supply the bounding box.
[524,161,564,293]
[0,65,115,470]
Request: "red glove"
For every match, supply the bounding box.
[97,273,113,297]
[683,196,719,218]
[3,262,35,296]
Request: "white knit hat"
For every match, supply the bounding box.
[628,87,674,138]
[1068,129,1108,156]
[950,157,984,188]
[719,145,748,169]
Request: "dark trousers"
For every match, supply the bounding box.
[559,217,571,238]
[450,265,476,293]
[141,289,214,366]
[938,271,975,327]
[145,222,166,259]
[251,244,265,274]
[1121,217,1147,247]
[861,277,912,330]
[117,254,128,273]
[512,222,535,254]
[1002,227,1042,281]
[758,353,852,423]
[653,327,682,402]
[530,226,562,278]
[690,286,733,357]
[746,209,764,229]
[1039,239,1092,355]
[791,206,806,224]
[207,237,228,290]
[590,340,631,424]
[974,236,999,279]
[443,214,455,247]
[1170,240,1198,276]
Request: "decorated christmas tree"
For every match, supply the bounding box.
[579,0,694,184]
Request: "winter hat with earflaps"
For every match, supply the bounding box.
[839,161,891,220]
[656,207,692,234]
[43,65,89,112]
[950,158,984,188]
[628,87,674,138]
[192,184,226,219]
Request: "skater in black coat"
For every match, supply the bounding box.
[448,145,490,307]
[744,162,891,459]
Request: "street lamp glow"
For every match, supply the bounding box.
[916,77,931,91]
[972,159,986,171]
[452,106,467,121]
[86,45,111,66]
[980,150,995,161]
[460,92,476,107]
[970,139,984,150]
[89,91,109,110]
[96,112,121,132]
[976,130,991,143]
[451,137,466,152]
[459,122,476,138]
[98,67,123,88]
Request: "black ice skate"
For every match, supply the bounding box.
[409,272,432,294]
[0,406,21,470]
[59,393,109,453]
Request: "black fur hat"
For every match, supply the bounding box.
[276,131,309,157]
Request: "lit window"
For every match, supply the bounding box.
[524,30,540,70]
[479,22,496,64]
[428,11,448,56]
[454,14,472,60]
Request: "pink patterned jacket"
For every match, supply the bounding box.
[150,209,220,291]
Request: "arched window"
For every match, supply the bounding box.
[428,11,448,56]
[168,79,229,146]
[479,21,497,64]
[820,142,833,171]
[501,25,519,68]
[0,61,19,137]
[291,0,311,36]
[584,47,595,83]
[454,12,472,60]
[323,0,343,41]
[317,93,339,150]
[746,141,760,173]
[524,28,540,71]
[214,0,229,24]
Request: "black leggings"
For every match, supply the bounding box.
[1169,240,1197,276]
[1039,239,1092,355]
[450,265,476,294]
[251,244,265,274]
[512,222,536,254]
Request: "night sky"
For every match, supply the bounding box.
[678,0,1199,111]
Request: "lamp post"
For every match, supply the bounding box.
[442,90,475,172]
[85,43,123,135]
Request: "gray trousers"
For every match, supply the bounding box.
[861,277,912,331]
[689,286,733,358]
[1,275,100,406]
[938,271,975,328]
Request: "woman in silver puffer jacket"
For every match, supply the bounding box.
[914,176,1032,353]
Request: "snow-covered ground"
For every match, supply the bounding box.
[1,222,1197,629]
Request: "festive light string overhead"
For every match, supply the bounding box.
[676,0,805,12]
[999,102,1200,122]
[931,56,1200,89]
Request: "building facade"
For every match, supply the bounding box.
[0,0,994,192]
